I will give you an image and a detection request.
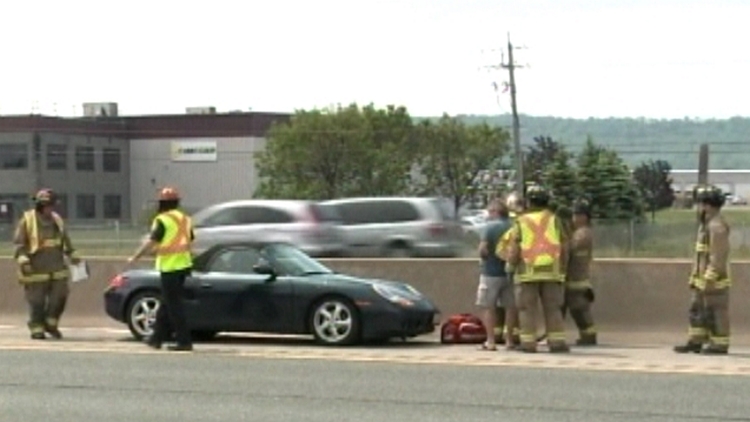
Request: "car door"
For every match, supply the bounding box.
[336,201,383,256]
[198,246,295,333]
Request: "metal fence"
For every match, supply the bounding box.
[2,219,749,259]
[592,220,750,259]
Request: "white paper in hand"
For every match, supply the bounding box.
[69,261,89,283]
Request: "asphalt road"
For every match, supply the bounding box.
[2,348,750,422]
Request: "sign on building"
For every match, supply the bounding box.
[170,141,218,162]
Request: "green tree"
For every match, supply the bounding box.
[540,145,579,212]
[633,159,675,219]
[524,135,564,184]
[254,103,417,199]
[415,115,511,214]
[576,136,643,220]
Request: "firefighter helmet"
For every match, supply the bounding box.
[157,187,181,201]
[525,183,551,207]
[572,198,592,218]
[33,189,57,205]
[693,184,725,208]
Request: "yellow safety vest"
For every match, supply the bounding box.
[153,210,193,272]
[22,209,65,254]
[513,210,564,283]
[17,210,70,283]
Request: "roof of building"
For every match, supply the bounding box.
[0,112,291,139]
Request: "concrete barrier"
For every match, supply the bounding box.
[1,257,749,333]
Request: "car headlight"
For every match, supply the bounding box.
[373,284,415,307]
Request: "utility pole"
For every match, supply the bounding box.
[502,33,524,192]
[480,33,526,192]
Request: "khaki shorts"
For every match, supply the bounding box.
[476,275,515,308]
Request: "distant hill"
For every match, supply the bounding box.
[415,114,750,170]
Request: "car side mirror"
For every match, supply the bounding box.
[253,262,277,282]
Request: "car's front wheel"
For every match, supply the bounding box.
[309,297,360,346]
[126,291,161,341]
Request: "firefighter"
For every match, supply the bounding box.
[128,187,195,352]
[505,184,570,353]
[674,184,731,355]
[563,198,597,346]
[13,189,81,340]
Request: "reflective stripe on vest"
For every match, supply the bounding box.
[23,210,64,255]
[515,211,563,282]
[154,210,193,272]
[17,268,69,284]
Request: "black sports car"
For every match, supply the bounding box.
[103,242,440,345]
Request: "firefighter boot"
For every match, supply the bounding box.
[673,341,703,354]
[576,333,597,346]
[701,344,728,355]
[44,321,63,340]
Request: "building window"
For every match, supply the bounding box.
[0,144,29,169]
[102,148,121,173]
[75,146,95,171]
[76,194,96,219]
[47,144,68,170]
[103,194,122,219]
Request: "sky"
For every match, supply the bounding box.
[1,0,748,120]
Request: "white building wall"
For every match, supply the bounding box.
[129,137,267,221]
[670,170,750,198]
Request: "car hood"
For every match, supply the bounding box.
[322,273,426,297]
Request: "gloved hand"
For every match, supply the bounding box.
[585,288,595,303]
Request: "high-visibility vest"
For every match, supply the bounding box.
[514,210,564,283]
[153,210,193,272]
[21,209,65,254]
[17,210,70,283]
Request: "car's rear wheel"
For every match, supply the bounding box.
[309,297,360,346]
[126,291,161,341]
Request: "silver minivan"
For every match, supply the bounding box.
[189,200,346,257]
[320,197,463,258]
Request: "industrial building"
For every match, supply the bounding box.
[670,169,750,200]
[0,103,290,225]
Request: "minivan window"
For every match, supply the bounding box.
[374,200,419,222]
[229,206,294,224]
[196,208,241,227]
[335,200,419,224]
[312,203,342,222]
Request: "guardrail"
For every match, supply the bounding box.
[1,257,749,335]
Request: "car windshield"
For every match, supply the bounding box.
[262,244,334,277]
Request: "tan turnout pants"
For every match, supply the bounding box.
[515,281,566,351]
[24,279,69,335]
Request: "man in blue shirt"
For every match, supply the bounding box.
[476,199,515,350]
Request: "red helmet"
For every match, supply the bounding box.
[158,187,180,201]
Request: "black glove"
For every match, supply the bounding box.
[585,288,595,303]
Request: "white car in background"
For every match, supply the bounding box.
[460,214,487,236]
